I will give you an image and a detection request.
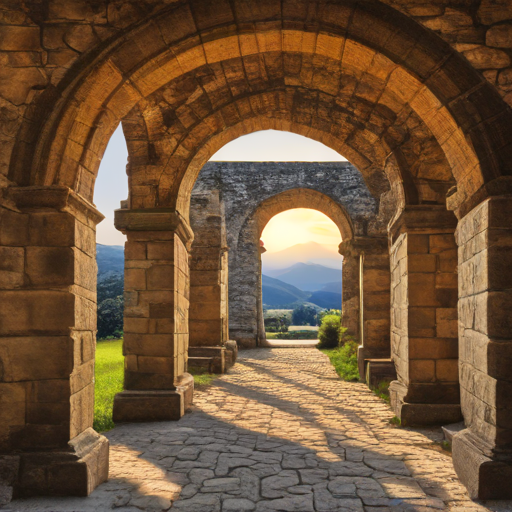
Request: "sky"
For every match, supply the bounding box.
[94,126,347,246]
[261,209,341,253]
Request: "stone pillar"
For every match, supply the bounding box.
[257,243,267,345]
[452,196,512,499]
[189,190,237,372]
[388,206,461,426]
[340,237,391,378]
[112,209,194,422]
[338,241,360,339]
[0,186,109,499]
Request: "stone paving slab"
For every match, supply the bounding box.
[3,348,512,512]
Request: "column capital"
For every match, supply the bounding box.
[8,185,104,226]
[388,205,457,245]
[114,208,194,248]
[339,236,387,257]
[447,176,512,220]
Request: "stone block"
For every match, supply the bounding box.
[0,290,75,336]
[147,264,175,290]
[123,333,173,357]
[15,428,109,498]
[0,210,29,246]
[409,360,435,382]
[436,308,458,337]
[113,375,193,422]
[0,336,73,381]
[408,273,437,306]
[28,212,76,248]
[25,247,75,286]
[137,356,174,374]
[409,337,458,359]
[147,241,175,260]
[124,268,147,290]
[400,403,462,427]
[453,428,512,500]
[408,254,436,273]
[436,359,459,382]
[408,307,436,337]
[124,242,146,260]
[407,235,429,253]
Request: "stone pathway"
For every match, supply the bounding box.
[4,348,512,511]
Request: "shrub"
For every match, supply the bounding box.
[317,309,341,324]
[292,305,318,326]
[321,339,359,381]
[317,314,341,348]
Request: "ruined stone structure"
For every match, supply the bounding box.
[2,0,512,502]
[190,161,387,353]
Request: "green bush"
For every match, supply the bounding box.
[321,340,359,381]
[317,314,341,348]
[267,331,319,340]
[317,309,341,324]
[292,305,318,326]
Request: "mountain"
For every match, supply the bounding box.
[262,241,341,271]
[97,244,124,278]
[320,281,342,293]
[308,291,342,309]
[262,274,310,307]
[265,262,342,292]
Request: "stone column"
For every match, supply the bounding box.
[338,241,361,339]
[188,190,236,372]
[112,209,194,422]
[388,206,461,426]
[0,186,109,499]
[257,243,267,345]
[452,196,512,499]
[340,237,391,379]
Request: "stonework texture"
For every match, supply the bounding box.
[191,161,382,348]
[2,0,512,502]
[5,348,512,511]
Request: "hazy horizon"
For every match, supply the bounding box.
[95,127,347,248]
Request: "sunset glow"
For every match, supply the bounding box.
[261,209,341,253]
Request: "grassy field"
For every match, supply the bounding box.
[93,339,219,432]
[288,325,318,331]
[321,341,360,382]
[94,338,124,432]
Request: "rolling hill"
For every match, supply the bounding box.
[266,262,342,292]
[262,241,342,271]
[262,274,310,307]
[97,244,124,277]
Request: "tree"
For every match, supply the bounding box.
[292,305,318,326]
[97,296,124,339]
[317,309,341,324]
[317,314,341,349]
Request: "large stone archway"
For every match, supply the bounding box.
[2,0,512,501]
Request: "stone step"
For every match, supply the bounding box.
[442,421,465,444]
[365,359,397,388]
[188,356,214,373]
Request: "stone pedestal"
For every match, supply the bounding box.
[452,196,512,499]
[113,208,194,422]
[340,237,390,379]
[0,186,108,498]
[389,206,461,426]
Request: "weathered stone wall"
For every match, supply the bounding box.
[191,161,382,347]
[389,207,460,426]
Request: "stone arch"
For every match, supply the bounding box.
[255,188,354,242]
[5,0,511,218]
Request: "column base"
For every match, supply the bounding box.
[389,381,462,426]
[188,342,238,374]
[453,429,512,500]
[7,428,109,499]
[113,373,194,423]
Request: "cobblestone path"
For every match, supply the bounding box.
[5,349,512,512]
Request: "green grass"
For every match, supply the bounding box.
[94,338,124,432]
[93,339,219,431]
[188,367,219,389]
[371,381,391,402]
[320,341,359,381]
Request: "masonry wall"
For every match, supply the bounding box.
[191,162,380,347]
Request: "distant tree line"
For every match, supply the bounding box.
[97,273,124,339]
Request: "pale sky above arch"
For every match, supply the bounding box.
[94,126,347,248]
